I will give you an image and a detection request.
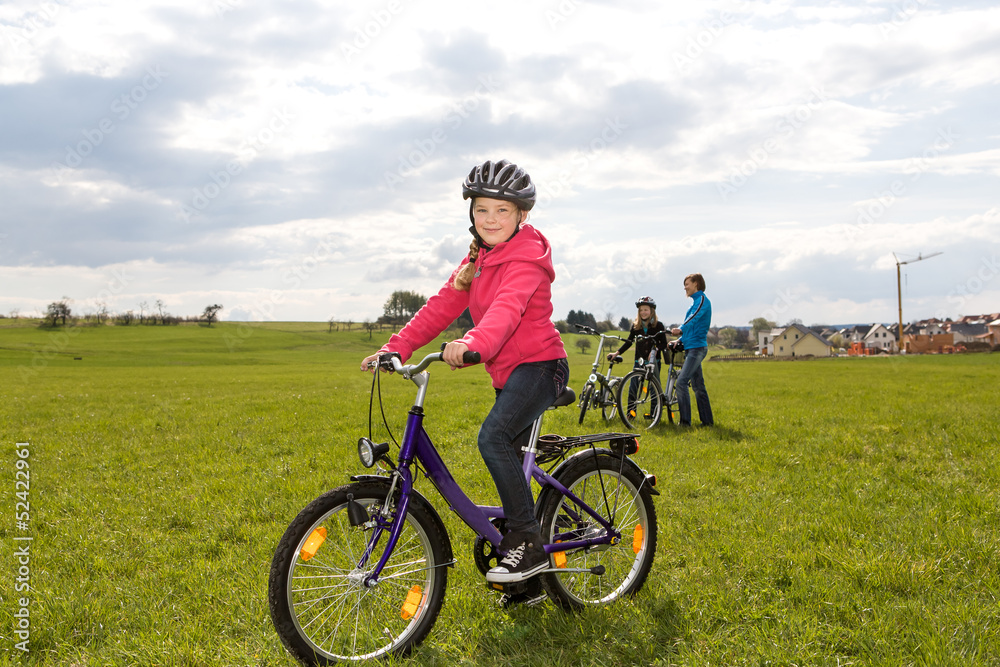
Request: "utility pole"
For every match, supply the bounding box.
[894,251,942,353]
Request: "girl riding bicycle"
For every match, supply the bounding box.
[361,159,568,586]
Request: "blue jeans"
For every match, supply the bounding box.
[478,358,569,534]
[676,346,713,426]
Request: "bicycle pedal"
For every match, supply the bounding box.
[487,580,532,596]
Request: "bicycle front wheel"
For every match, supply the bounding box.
[617,371,663,429]
[269,481,449,665]
[538,453,658,610]
[578,382,594,425]
[598,384,618,423]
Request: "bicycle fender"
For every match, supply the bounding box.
[348,474,455,566]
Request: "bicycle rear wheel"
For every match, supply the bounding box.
[269,481,449,665]
[617,371,663,429]
[538,453,657,610]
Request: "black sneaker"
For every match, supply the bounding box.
[486,531,548,584]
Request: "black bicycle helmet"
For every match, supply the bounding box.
[635,296,657,309]
[462,159,536,211]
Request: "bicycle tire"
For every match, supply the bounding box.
[598,384,617,423]
[269,481,449,665]
[664,370,679,424]
[617,370,663,430]
[538,453,657,610]
[578,383,594,425]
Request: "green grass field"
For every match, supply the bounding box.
[1,320,998,666]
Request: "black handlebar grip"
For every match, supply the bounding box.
[439,342,481,365]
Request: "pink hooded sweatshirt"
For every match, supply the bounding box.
[380,223,566,389]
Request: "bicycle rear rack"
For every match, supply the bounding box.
[535,432,639,466]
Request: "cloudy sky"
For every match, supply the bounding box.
[1,0,998,327]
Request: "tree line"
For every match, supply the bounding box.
[31,290,788,352]
[35,298,225,327]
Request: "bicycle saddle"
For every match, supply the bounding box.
[551,386,576,408]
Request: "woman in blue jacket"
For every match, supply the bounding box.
[670,273,714,426]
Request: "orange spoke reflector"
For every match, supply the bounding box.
[300,527,327,562]
[632,524,644,554]
[554,541,567,568]
[400,584,423,620]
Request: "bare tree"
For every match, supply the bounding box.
[328,316,338,333]
[155,299,165,325]
[202,304,223,326]
[364,318,377,340]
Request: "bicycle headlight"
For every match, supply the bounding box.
[357,438,390,468]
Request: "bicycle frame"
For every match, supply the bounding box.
[662,342,683,403]
[583,331,622,385]
[363,355,623,586]
[576,327,624,410]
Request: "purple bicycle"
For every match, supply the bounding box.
[268,350,659,664]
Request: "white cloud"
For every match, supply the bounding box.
[1,0,998,327]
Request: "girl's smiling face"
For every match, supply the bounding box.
[638,305,652,320]
[473,197,522,246]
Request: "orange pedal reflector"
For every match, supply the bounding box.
[554,550,567,568]
[632,525,644,553]
[400,584,423,620]
[300,527,327,561]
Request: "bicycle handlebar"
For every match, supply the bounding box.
[375,349,481,377]
[573,323,623,341]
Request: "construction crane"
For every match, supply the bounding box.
[894,251,943,353]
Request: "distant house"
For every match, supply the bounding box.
[904,332,954,354]
[947,321,988,344]
[958,312,1000,325]
[863,323,896,352]
[758,328,783,355]
[985,319,1000,346]
[772,323,833,357]
[919,321,947,336]
[839,325,870,345]
[818,327,839,341]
